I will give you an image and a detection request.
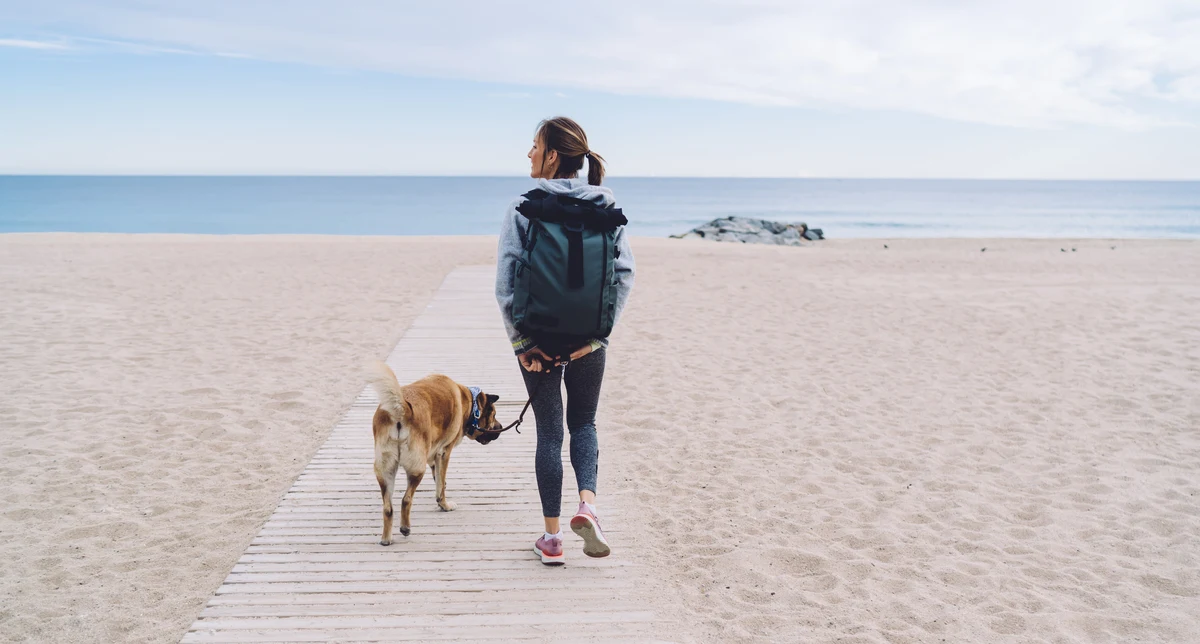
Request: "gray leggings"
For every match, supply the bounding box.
[519,348,606,518]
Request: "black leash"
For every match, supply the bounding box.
[500,355,568,434]
[500,398,531,434]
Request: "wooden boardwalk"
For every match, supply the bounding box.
[182,266,658,643]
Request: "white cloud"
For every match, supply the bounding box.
[4,0,1199,129]
[70,36,210,56]
[0,38,67,50]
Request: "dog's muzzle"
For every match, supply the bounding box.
[465,425,507,445]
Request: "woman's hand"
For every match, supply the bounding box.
[519,344,594,372]
[569,343,595,362]
[518,347,557,372]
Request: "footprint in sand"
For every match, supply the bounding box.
[1138,574,1198,597]
[182,409,224,421]
[269,400,306,411]
[990,613,1027,635]
[181,388,220,396]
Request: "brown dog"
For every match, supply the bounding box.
[368,362,502,545]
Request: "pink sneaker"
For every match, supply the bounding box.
[570,502,611,558]
[534,534,565,566]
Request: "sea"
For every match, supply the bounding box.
[1,176,1198,239]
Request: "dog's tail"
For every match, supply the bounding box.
[368,361,409,423]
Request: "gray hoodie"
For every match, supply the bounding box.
[495,178,635,355]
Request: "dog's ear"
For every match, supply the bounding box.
[485,394,499,406]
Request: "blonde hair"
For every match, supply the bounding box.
[535,117,606,185]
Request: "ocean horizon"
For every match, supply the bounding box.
[2,176,1198,239]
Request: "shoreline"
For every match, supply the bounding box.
[3,231,1198,242]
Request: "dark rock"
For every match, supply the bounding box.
[671,216,816,246]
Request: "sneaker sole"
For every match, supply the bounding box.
[570,514,611,558]
[533,546,565,566]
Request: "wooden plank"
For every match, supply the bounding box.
[249,536,591,546]
[182,265,655,643]
[257,521,620,531]
[183,626,653,643]
[230,560,637,573]
[236,549,549,558]
[259,516,620,528]
[243,544,564,554]
[202,602,647,617]
[220,569,630,583]
[252,530,627,541]
[204,591,632,607]
[191,612,654,629]
[214,579,634,594]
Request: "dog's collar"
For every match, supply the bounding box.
[465,386,482,436]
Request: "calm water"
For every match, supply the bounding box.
[1,176,1198,238]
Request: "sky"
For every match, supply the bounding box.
[2,1,1199,179]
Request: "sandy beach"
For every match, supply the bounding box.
[1,234,1198,643]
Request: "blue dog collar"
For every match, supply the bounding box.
[467,386,482,432]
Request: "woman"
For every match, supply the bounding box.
[495,117,635,565]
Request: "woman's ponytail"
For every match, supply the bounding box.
[585,151,606,186]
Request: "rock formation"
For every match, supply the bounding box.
[671,217,823,245]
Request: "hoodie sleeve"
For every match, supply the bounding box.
[495,198,536,355]
[611,225,636,326]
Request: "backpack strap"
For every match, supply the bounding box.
[564,220,585,289]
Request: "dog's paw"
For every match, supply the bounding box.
[399,526,411,537]
[379,539,392,546]
[438,499,458,512]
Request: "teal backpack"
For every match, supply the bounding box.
[511,189,628,355]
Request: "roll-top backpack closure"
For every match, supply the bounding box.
[515,190,628,232]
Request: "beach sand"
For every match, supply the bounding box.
[0,235,495,643]
[1,235,1197,643]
